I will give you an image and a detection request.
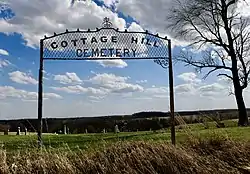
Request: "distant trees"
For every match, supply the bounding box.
[167,0,250,126]
[0,110,243,134]
[0,124,9,135]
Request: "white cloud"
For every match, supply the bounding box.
[88,95,105,100]
[9,71,38,85]
[175,83,196,94]
[236,0,250,17]
[54,72,82,84]
[0,86,62,100]
[88,73,143,93]
[127,22,144,32]
[0,0,126,48]
[145,86,168,94]
[43,93,63,99]
[133,96,152,100]
[51,85,108,95]
[144,86,169,98]
[51,73,144,96]
[0,59,10,68]
[176,74,228,96]
[116,0,189,47]
[50,85,86,94]
[177,72,201,84]
[136,80,147,84]
[217,75,232,84]
[89,73,128,84]
[117,0,171,33]
[116,0,250,49]
[0,49,9,56]
[1,81,249,119]
[91,59,128,68]
[198,83,227,97]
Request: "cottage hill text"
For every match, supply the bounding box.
[49,35,159,58]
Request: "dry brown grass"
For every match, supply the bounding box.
[0,137,250,174]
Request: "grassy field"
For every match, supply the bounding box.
[0,118,249,152]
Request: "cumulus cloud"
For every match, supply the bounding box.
[91,59,128,68]
[0,86,62,100]
[51,85,87,94]
[176,73,229,97]
[116,0,250,49]
[116,0,190,47]
[145,86,168,94]
[198,83,227,97]
[54,72,82,84]
[0,0,126,48]
[236,0,250,17]
[175,83,196,94]
[127,22,144,32]
[0,59,10,68]
[177,72,201,84]
[89,73,128,84]
[9,71,38,85]
[0,48,9,56]
[43,93,62,99]
[136,80,147,84]
[51,73,144,97]
[51,85,108,95]
[144,86,169,98]
[117,0,171,33]
[88,73,144,93]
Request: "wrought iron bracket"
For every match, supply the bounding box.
[154,58,169,69]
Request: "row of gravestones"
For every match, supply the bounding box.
[3,127,28,135]
[16,127,28,135]
[59,125,120,134]
[7,125,121,135]
[57,125,70,134]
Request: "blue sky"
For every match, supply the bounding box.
[0,0,250,119]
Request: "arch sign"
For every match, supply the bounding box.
[38,17,175,145]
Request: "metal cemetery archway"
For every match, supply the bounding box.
[38,17,175,146]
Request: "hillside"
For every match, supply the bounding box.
[0,108,249,133]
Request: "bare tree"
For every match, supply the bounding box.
[167,0,250,126]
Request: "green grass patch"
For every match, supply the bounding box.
[0,119,249,152]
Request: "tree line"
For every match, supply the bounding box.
[0,109,247,134]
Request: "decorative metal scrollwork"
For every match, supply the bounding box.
[102,17,113,28]
[154,58,169,69]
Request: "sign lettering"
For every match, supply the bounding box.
[49,35,159,58]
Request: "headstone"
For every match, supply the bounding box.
[25,128,27,135]
[64,125,67,134]
[4,129,9,135]
[85,129,88,134]
[103,128,106,133]
[16,127,20,135]
[114,125,119,133]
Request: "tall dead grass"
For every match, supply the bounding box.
[0,138,250,174]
